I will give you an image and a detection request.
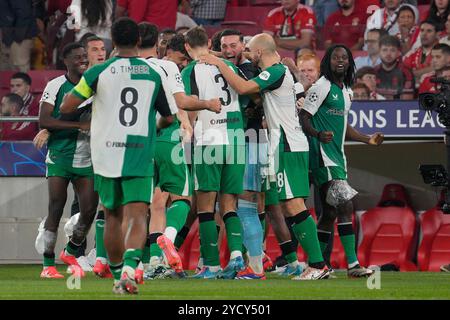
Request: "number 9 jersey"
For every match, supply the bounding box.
[72,56,176,178]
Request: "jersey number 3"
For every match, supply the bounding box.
[119,87,138,127]
[214,74,231,106]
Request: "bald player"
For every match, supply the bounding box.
[200,33,330,280]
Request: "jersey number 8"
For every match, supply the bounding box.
[119,87,138,127]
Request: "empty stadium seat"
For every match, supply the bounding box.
[28,70,65,93]
[417,193,450,271]
[418,5,429,21]
[357,184,418,271]
[224,5,275,27]
[220,21,262,36]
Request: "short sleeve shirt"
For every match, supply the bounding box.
[264,4,316,39]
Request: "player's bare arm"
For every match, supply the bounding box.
[299,109,334,143]
[39,102,87,131]
[345,124,384,146]
[198,53,260,95]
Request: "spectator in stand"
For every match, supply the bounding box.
[356,66,386,100]
[115,0,178,29]
[313,0,340,26]
[69,0,113,53]
[352,83,371,100]
[375,35,415,100]
[189,0,228,26]
[419,43,450,93]
[323,0,368,50]
[0,0,39,72]
[158,29,177,59]
[365,0,409,39]
[264,0,317,50]
[10,72,39,116]
[0,93,38,141]
[396,4,420,55]
[355,29,386,70]
[403,20,440,85]
[440,13,450,46]
[426,0,450,32]
[176,1,198,31]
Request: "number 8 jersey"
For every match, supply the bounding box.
[181,60,244,146]
[72,56,176,178]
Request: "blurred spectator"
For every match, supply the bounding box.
[0,93,38,141]
[47,0,71,16]
[264,0,317,50]
[356,66,386,100]
[0,0,39,72]
[440,13,450,46]
[375,35,415,100]
[158,29,177,59]
[211,30,223,52]
[313,0,340,26]
[165,34,190,70]
[426,0,450,32]
[323,0,368,50]
[355,28,386,70]
[176,1,198,30]
[116,0,178,29]
[10,72,39,116]
[31,0,48,70]
[365,0,405,39]
[396,4,420,55]
[176,26,191,35]
[352,83,371,100]
[419,43,450,93]
[189,0,228,26]
[69,0,113,53]
[403,21,440,85]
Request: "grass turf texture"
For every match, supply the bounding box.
[0,265,449,300]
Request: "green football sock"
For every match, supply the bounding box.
[166,200,190,232]
[142,236,151,264]
[174,225,190,249]
[288,211,324,265]
[199,212,220,266]
[109,261,123,281]
[317,229,332,254]
[338,222,359,266]
[43,254,55,267]
[123,249,142,270]
[95,211,107,260]
[149,232,163,258]
[223,212,243,254]
[280,241,298,264]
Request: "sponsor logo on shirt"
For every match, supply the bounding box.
[106,141,144,148]
[210,117,240,125]
[332,94,339,100]
[326,108,348,116]
[259,71,270,81]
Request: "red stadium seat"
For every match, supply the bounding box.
[418,5,429,22]
[277,48,296,60]
[0,71,15,89]
[357,184,418,271]
[224,6,276,27]
[28,70,65,93]
[220,21,262,36]
[417,192,450,271]
[203,25,224,39]
[179,219,200,270]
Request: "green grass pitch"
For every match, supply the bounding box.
[0,265,449,300]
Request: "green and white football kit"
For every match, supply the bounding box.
[41,75,93,180]
[72,56,175,210]
[302,76,352,187]
[252,63,310,201]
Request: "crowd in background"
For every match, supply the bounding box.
[1,0,450,141]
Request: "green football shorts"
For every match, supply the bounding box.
[154,141,192,196]
[46,162,93,181]
[94,175,153,210]
[275,151,310,201]
[193,144,245,194]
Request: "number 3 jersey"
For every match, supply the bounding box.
[181,60,244,146]
[72,56,176,178]
[40,75,91,168]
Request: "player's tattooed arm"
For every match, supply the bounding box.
[299,109,334,143]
